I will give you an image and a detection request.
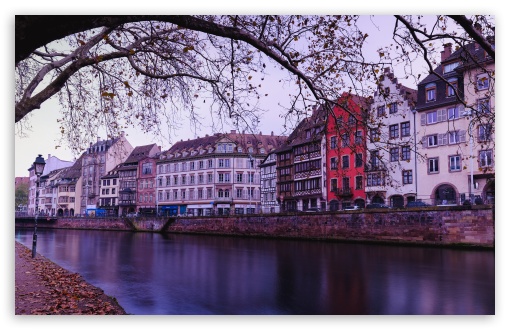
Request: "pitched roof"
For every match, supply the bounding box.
[124,144,159,164]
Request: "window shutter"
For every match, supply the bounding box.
[438,134,447,145]
[438,109,447,122]
[421,136,428,148]
[459,130,466,143]
[421,114,427,126]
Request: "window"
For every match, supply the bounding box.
[236,189,243,198]
[370,129,380,142]
[377,106,385,117]
[207,173,213,183]
[355,176,363,190]
[354,131,363,145]
[401,146,411,161]
[447,107,459,120]
[477,98,490,113]
[331,178,338,192]
[389,102,398,114]
[400,122,410,137]
[181,162,187,171]
[428,158,439,174]
[479,150,493,168]
[389,124,399,139]
[446,80,458,97]
[330,157,338,170]
[190,162,195,170]
[341,133,349,147]
[428,135,438,147]
[199,161,204,169]
[355,153,363,168]
[449,155,461,172]
[443,61,459,74]
[390,148,399,162]
[427,112,437,124]
[402,170,413,184]
[142,163,152,174]
[348,114,356,125]
[342,155,349,169]
[306,130,311,139]
[477,73,489,90]
[449,131,460,144]
[479,124,492,142]
[248,173,255,183]
[330,136,337,149]
[426,86,436,102]
[366,173,383,187]
[370,150,380,168]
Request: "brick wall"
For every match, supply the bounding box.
[15,205,494,248]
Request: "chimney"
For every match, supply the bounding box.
[259,131,262,135]
[121,131,125,137]
[97,137,100,142]
[230,129,236,134]
[48,154,51,160]
[271,131,274,136]
[441,43,452,62]
[384,67,391,74]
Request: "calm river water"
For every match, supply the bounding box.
[15,228,494,315]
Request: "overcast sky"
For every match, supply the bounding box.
[13,15,435,177]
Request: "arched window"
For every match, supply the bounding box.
[390,195,404,208]
[372,195,384,204]
[329,200,339,211]
[435,184,457,205]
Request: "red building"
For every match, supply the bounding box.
[326,93,369,210]
[137,153,160,215]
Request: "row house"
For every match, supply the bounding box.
[137,153,160,215]
[276,106,327,212]
[116,144,160,215]
[156,130,285,216]
[52,155,83,216]
[80,132,133,215]
[415,40,495,205]
[98,167,120,216]
[259,151,279,213]
[27,154,74,215]
[365,68,418,207]
[327,93,370,210]
[38,168,65,216]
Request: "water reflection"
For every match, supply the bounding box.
[15,228,494,315]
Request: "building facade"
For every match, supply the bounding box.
[276,107,327,212]
[156,130,285,216]
[326,93,369,210]
[415,41,495,205]
[80,133,133,215]
[117,144,160,215]
[137,153,160,215]
[365,68,418,207]
[259,151,279,213]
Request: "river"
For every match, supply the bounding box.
[14,228,494,315]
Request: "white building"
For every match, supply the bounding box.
[365,67,418,207]
[156,130,285,216]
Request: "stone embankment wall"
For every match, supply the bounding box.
[15,205,494,248]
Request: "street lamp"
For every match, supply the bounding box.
[32,154,46,258]
[462,109,475,199]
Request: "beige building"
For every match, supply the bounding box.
[414,41,495,205]
[79,132,133,215]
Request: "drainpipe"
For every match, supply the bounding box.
[412,107,418,201]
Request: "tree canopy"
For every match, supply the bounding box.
[15,15,494,153]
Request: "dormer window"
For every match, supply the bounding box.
[446,78,458,97]
[425,83,436,102]
[443,61,460,74]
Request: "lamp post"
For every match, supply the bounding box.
[32,154,46,258]
[462,110,475,199]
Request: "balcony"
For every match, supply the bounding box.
[364,163,387,172]
[118,200,136,206]
[214,197,233,204]
[333,187,353,198]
